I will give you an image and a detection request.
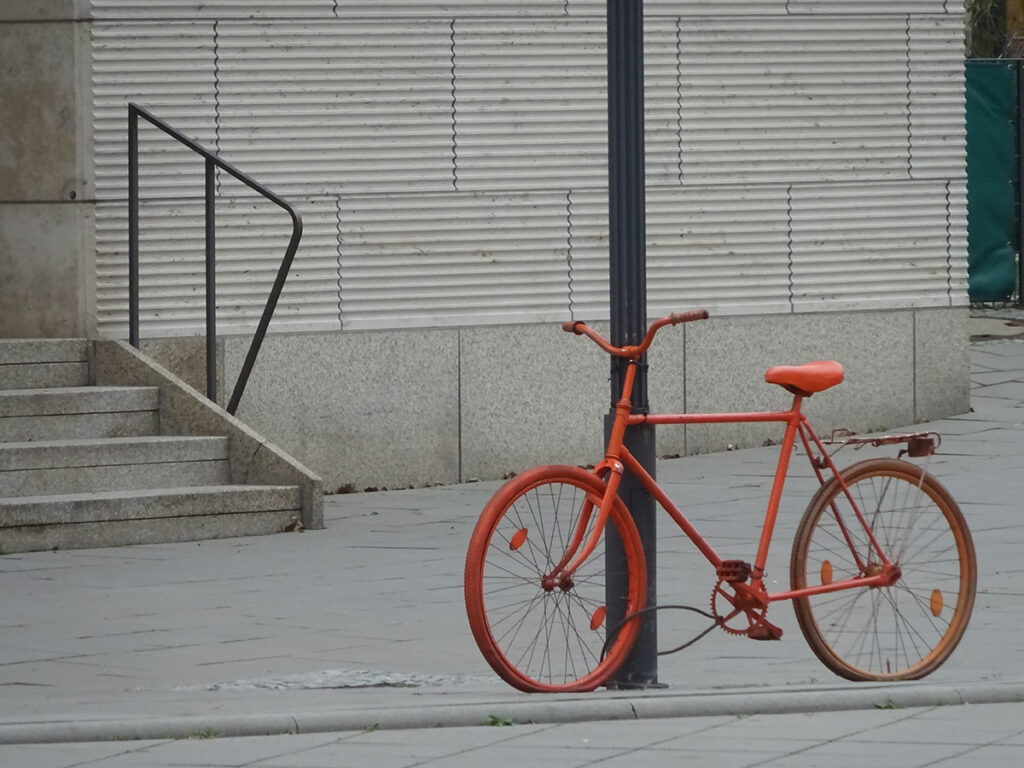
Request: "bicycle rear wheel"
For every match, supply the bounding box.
[464,465,647,692]
[791,458,976,681]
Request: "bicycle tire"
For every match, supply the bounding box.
[464,465,647,692]
[791,458,976,681]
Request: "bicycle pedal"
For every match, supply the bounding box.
[716,560,751,583]
[748,624,783,641]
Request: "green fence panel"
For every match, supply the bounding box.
[966,59,1018,302]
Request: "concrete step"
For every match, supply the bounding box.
[0,339,90,389]
[0,386,159,441]
[0,485,303,553]
[0,436,230,496]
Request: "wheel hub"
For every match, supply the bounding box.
[541,573,575,592]
[865,561,902,587]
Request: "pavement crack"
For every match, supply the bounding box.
[241,439,263,484]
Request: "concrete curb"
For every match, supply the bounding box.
[2,681,1023,745]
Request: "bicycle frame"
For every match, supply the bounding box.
[467,312,973,691]
[559,357,901,611]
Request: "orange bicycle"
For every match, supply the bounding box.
[464,310,976,693]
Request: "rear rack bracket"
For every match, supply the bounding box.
[821,429,941,459]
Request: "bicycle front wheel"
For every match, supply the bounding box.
[791,458,976,681]
[464,465,647,692]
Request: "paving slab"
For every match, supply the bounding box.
[6,702,1024,768]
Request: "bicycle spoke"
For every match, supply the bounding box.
[494,589,546,650]
[467,470,644,691]
[505,500,546,575]
[483,550,541,584]
[522,491,552,571]
[817,588,873,654]
[792,459,975,681]
[880,589,930,667]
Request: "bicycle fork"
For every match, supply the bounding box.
[545,460,625,589]
[547,360,640,587]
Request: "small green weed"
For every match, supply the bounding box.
[191,727,221,739]
[362,723,381,733]
[486,715,515,727]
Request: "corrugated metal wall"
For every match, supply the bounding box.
[90,0,967,338]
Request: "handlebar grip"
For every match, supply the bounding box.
[668,309,709,325]
[562,320,585,335]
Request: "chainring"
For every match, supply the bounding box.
[710,579,769,636]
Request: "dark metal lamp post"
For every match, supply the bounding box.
[605,0,659,688]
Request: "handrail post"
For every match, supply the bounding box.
[127,103,301,414]
[205,158,217,404]
[226,211,302,415]
[128,106,140,347]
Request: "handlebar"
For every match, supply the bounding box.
[562,309,709,359]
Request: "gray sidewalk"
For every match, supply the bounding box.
[2,326,1024,765]
[4,702,1023,767]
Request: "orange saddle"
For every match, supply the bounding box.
[764,361,844,396]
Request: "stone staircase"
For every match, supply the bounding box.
[0,339,322,553]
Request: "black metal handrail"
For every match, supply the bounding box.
[127,103,303,415]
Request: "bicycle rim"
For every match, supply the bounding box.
[791,458,976,681]
[464,466,646,692]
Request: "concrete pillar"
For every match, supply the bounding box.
[0,1,94,338]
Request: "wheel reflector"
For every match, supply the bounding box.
[509,528,528,551]
[930,589,943,617]
[820,560,833,586]
[590,606,606,631]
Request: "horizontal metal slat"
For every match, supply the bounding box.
[92,22,218,201]
[676,16,913,185]
[453,18,606,193]
[91,0,944,19]
[909,15,966,179]
[95,1,571,19]
[91,1,331,20]
[213,21,456,197]
[338,192,570,330]
[568,186,792,319]
[95,197,340,337]
[788,1,949,12]
[790,181,959,311]
[566,0,789,15]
